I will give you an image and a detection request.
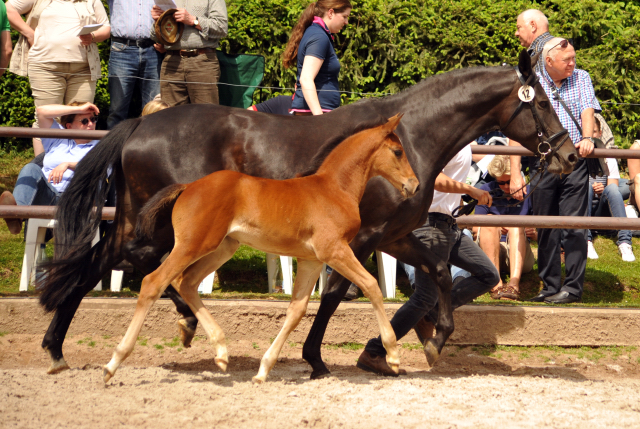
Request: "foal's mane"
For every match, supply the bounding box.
[298,116,388,177]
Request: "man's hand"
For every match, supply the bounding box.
[151,5,163,20]
[525,227,538,241]
[576,138,594,158]
[509,173,527,201]
[154,43,166,53]
[592,181,604,197]
[468,187,492,207]
[48,163,70,184]
[174,8,196,26]
[79,34,93,46]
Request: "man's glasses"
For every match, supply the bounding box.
[78,116,99,125]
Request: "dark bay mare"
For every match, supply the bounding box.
[39,51,578,377]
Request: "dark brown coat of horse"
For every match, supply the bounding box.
[40,51,577,378]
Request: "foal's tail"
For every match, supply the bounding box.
[38,118,143,313]
[135,184,187,241]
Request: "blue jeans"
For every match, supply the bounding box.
[14,163,60,206]
[450,228,474,282]
[365,215,499,357]
[107,43,163,129]
[587,182,631,245]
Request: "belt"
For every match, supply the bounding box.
[111,37,155,49]
[427,212,457,228]
[169,47,216,58]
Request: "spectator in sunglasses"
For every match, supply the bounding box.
[0,102,101,235]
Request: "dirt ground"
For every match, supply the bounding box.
[1,333,640,428]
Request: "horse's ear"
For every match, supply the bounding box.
[518,49,533,77]
[384,113,404,133]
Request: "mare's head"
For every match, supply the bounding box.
[369,114,419,199]
[499,50,578,175]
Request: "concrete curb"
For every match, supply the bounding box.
[1,298,639,346]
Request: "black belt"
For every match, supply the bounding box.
[111,37,155,48]
[427,212,457,228]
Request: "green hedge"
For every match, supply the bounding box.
[1,0,639,150]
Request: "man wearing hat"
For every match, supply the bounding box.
[151,1,227,106]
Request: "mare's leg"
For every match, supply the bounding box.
[253,259,323,383]
[170,237,241,372]
[123,224,199,347]
[324,244,400,374]
[303,236,380,379]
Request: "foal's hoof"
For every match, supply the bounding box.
[47,358,70,375]
[177,319,195,348]
[310,368,331,380]
[423,340,440,368]
[215,358,228,372]
[103,367,114,384]
[251,375,265,384]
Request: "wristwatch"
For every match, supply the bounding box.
[193,17,199,27]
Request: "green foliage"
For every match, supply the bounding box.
[1,0,639,147]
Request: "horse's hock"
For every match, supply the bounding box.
[1,298,639,347]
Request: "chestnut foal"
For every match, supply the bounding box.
[103,114,418,384]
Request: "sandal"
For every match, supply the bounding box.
[490,285,507,300]
[499,285,520,301]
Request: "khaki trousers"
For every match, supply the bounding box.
[160,51,220,106]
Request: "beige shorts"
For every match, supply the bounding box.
[476,227,535,274]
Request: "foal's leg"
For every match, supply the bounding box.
[253,259,323,383]
[325,244,400,374]
[171,237,241,372]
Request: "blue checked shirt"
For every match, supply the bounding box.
[539,66,601,145]
[108,0,155,40]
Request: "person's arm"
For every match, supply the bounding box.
[508,139,526,201]
[78,25,111,46]
[299,55,324,115]
[48,162,78,184]
[173,0,227,38]
[36,103,100,130]
[5,2,34,46]
[0,31,12,78]
[470,141,486,163]
[576,107,595,157]
[435,172,492,206]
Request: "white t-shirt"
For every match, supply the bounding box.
[429,144,472,216]
[9,0,110,64]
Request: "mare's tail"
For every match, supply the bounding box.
[135,184,187,241]
[38,118,142,313]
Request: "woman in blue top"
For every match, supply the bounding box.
[0,102,101,234]
[283,0,351,116]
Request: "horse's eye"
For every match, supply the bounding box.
[538,100,549,109]
[393,149,403,158]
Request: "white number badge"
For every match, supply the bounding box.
[518,85,535,102]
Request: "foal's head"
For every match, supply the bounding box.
[369,114,419,199]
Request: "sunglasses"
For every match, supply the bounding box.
[549,39,573,53]
[78,116,99,125]
[496,180,510,186]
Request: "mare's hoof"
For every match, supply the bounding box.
[47,358,70,375]
[103,367,114,384]
[310,368,331,380]
[215,358,228,372]
[177,319,195,348]
[423,340,440,368]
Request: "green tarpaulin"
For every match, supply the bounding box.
[216,51,265,109]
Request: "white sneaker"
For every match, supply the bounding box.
[587,241,599,260]
[619,243,636,262]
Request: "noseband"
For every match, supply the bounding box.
[502,66,570,165]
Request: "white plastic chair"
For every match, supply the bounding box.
[20,218,123,292]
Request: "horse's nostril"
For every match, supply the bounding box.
[568,154,577,164]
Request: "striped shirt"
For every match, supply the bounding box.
[539,67,601,145]
[108,0,155,40]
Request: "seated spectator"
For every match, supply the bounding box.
[586,119,635,262]
[474,155,536,301]
[0,102,101,235]
[466,131,508,189]
[248,94,293,116]
[141,98,170,116]
[627,138,640,214]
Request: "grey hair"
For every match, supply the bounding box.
[517,9,549,30]
[542,37,567,62]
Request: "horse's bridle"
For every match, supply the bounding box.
[501,66,570,164]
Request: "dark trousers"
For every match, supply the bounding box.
[530,160,588,298]
[365,213,499,357]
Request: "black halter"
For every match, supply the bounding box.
[502,66,570,163]
[452,67,571,218]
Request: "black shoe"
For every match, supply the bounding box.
[544,291,581,304]
[342,283,359,301]
[526,293,550,302]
